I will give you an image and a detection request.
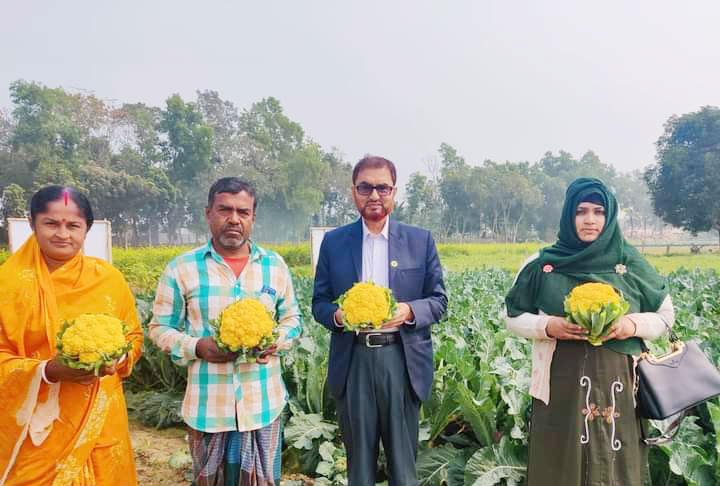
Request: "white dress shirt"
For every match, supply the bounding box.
[360,218,399,333]
[361,217,389,288]
[335,217,409,331]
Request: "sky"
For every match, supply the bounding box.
[3,0,720,190]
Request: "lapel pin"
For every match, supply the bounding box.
[391,260,398,268]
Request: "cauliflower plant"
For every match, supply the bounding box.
[336,281,396,331]
[564,282,630,346]
[57,314,132,375]
[210,298,277,361]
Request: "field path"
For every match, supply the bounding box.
[130,419,191,485]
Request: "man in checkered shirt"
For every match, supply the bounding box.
[149,177,302,486]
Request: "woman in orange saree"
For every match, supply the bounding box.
[0,186,143,486]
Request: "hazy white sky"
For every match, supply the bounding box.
[3,0,720,189]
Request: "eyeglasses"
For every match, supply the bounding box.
[355,183,395,197]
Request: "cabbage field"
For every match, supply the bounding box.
[110,244,720,486]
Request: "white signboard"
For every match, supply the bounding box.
[7,218,113,262]
[310,226,335,273]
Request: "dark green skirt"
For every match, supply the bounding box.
[527,340,649,486]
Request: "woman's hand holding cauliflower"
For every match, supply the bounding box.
[49,314,133,383]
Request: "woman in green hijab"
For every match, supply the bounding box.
[505,177,674,485]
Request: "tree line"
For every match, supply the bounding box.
[1,80,718,244]
[398,145,663,242]
[0,80,355,244]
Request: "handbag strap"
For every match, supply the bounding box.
[639,319,678,353]
[641,411,686,446]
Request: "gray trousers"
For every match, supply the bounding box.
[336,341,420,486]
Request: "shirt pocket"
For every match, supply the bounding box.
[241,285,278,319]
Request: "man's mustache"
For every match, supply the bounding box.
[221,225,246,237]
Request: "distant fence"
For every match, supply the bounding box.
[636,242,719,254]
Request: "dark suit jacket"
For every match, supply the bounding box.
[312,218,447,401]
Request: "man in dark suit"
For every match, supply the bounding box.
[312,155,447,486]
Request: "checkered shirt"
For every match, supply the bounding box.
[149,240,303,432]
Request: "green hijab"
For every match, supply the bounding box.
[505,177,668,354]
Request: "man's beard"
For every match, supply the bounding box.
[217,226,248,249]
[361,202,389,222]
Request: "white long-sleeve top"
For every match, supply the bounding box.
[504,253,675,405]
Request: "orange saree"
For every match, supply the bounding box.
[0,236,143,486]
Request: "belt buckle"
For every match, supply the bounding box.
[365,332,383,348]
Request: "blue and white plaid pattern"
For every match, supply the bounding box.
[149,240,302,432]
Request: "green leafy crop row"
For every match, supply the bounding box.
[122,258,720,486]
[2,242,718,485]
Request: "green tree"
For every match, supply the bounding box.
[113,103,165,172]
[159,94,214,242]
[0,108,13,193]
[477,162,542,242]
[314,150,356,228]
[438,143,474,236]
[405,173,431,224]
[645,106,720,244]
[1,183,25,218]
[258,142,329,239]
[404,172,443,234]
[613,170,664,240]
[0,82,355,244]
[240,97,303,160]
[1,184,26,243]
[8,80,109,189]
[534,150,618,240]
[196,90,249,176]
[238,97,329,240]
[110,103,175,244]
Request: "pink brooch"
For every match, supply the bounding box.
[543,264,554,273]
[614,264,627,275]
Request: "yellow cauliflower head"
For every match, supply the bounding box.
[566,282,621,314]
[215,298,276,351]
[338,281,396,330]
[59,314,129,366]
[563,282,630,346]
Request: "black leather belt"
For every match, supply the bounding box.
[354,332,400,348]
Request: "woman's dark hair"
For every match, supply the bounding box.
[207,177,258,211]
[30,186,94,230]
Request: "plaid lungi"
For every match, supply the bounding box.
[188,417,283,486]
